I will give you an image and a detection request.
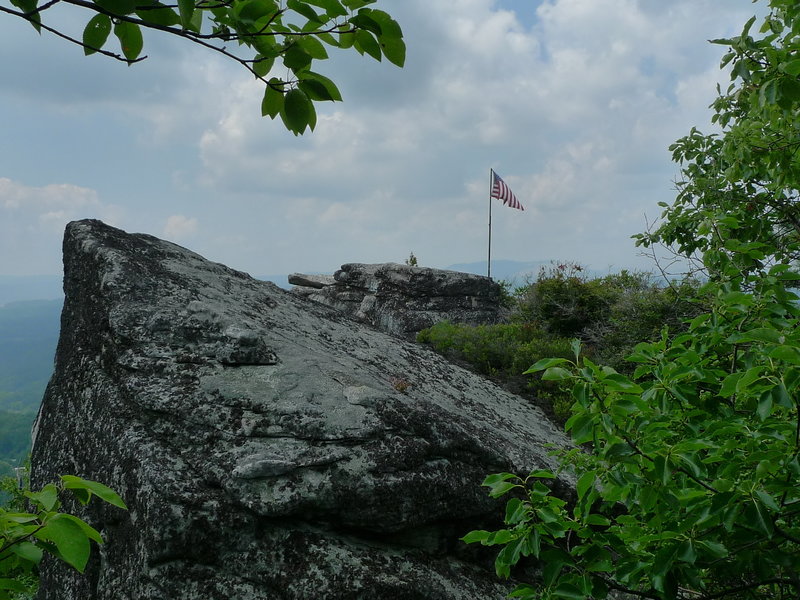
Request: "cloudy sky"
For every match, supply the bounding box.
[0,0,764,279]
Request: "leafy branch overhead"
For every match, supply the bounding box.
[1,0,405,134]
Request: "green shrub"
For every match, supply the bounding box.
[511,264,706,372]
[417,321,575,419]
[512,262,612,337]
[418,268,705,420]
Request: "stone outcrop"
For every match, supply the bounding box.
[290,263,503,339]
[31,220,571,600]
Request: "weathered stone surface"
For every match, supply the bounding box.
[31,220,571,600]
[287,272,335,289]
[291,262,503,338]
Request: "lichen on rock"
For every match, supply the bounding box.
[31,220,571,599]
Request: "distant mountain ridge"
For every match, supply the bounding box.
[0,275,63,307]
[0,298,61,474]
[445,259,553,282]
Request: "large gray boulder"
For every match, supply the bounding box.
[31,220,571,599]
[290,262,503,338]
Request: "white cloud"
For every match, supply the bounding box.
[163,215,199,240]
[0,178,123,274]
[0,0,768,278]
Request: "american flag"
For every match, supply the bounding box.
[491,170,524,210]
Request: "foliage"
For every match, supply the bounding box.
[405,251,418,267]
[635,1,800,274]
[0,475,127,599]
[467,271,800,599]
[0,0,404,135]
[417,321,575,419]
[465,2,800,599]
[513,262,608,338]
[512,265,703,371]
[581,272,705,371]
[417,269,703,420]
[497,279,516,309]
[417,321,574,380]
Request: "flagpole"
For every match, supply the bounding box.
[487,168,493,279]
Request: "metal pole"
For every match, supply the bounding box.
[488,168,493,279]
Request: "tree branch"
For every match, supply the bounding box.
[0,4,145,63]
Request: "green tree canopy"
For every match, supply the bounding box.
[0,0,404,134]
[467,2,800,598]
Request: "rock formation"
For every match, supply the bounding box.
[31,220,571,599]
[289,262,503,339]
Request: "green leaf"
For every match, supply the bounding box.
[727,328,783,344]
[349,10,382,35]
[756,392,772,421]
[482,472,517,486]
[113,21,144,62]
[300,71,342,101]
[552,582,586,600]
[676,539,697,564]
[524,357,569,374]
[745,498,774,536]
[487,481,518,498]
[755,490,780,512]
[654,454,671,486]
[461,529,491,544]
[296,36,329,60]
[542,367,572,381]
[287,0,322,23]
[305,0,347,17]
[719,372,743,398]
[35,515,91,572]
[61,475,127,509]
[677,452,706,478]
[27,483,59,512]
[526,528,541,558]
[565,413,594,444]
[82,14,112,56]
[601,373,642,393]
[262,79,285,118]
[698,540,728,559]
[354,29,382,61]
[585,514,610,526]
[528,469,556,479]
[135,2,180,27]
[298,79,334,101]
[782,58,800,76]
[772,382,793,408]
[576,471,595,500]
[505,498,527,524]
[496,536,527,574]
[10,540,43,565]
[94,0,137,16]
[283,43,313,71]
[736,366,765,393]
[177,0,195,28]
[253,54,275,78]
[379,36,405,67]
[768,345,800,364]
[542,559,565,587]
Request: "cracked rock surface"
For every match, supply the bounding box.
[290,262,503,338]
[31,220,571,600]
